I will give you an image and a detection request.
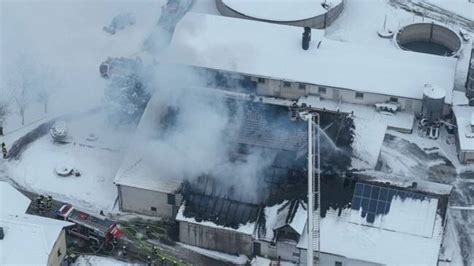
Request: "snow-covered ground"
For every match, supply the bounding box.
[424,0,473,20]
[178,243,248,265]
[4,111,129,213]
[72,255,138,266]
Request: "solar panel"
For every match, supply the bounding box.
[351,182,426,223]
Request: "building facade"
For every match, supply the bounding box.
[117,184,182,218]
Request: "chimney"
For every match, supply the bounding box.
[412,182,417,189]
[302,27,311,50]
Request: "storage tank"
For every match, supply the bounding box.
[422,84,445,122]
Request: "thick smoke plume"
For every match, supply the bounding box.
[131,62,276,204]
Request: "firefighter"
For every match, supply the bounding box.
[35,195,44,210]
[145,225,152,238]
[38,199,46,214]
[45,195,53,210]
[122,245,127,257]
[153,245,161,257]
[1,143,7,159]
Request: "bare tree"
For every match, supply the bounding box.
[7,61,34,125]
[35,66,58,114]
[0,89,9,135]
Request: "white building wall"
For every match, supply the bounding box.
[118,185,182,218]
[253,75,423,113]
[179,221,253,256]
[47,229,68,266]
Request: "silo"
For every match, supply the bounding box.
[422,84,445,122]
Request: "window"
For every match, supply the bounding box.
[335,262,343,266]
[283,81,291,87]
[167,193,175,205]
[258,77,265,84]
[318,87,327,94]
[389,97,398,102]
[355,92,364,99]
[292,252,299,257]
[298,83,306,90]
[150,207,157,212]
[57,249,62,257]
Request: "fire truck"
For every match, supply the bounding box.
[56,204,123,245]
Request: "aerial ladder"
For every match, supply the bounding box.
[304,112,321,266]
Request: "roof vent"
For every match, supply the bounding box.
[302,27,311,50]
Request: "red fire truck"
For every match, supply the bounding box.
[56,204,123,244]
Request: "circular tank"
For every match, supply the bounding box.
[395,23,462,57]
[216,0,344,29]
[422,84,445,122]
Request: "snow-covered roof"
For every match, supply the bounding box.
[0,181,31,215]
[162,13,457,103]
[273,200,307,236]
[176,204,256,235]
[0,181,73,265]
[115,158,182,193]
[297,196,444,266]
[221,0,341,22]
[257,200,307,242]
[453,105,474,151]
[0,214,73,265]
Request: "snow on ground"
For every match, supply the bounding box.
[178,243,248,265]
[4,112,129,213]
[423,0,473,21]
[72,255,138,266]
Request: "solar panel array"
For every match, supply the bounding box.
[351,182,426,223]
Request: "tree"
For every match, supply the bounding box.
[7,65,33,126]
[104,73,151,125]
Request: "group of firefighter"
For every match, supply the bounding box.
[35,194,53,214]
[1,143,6,159]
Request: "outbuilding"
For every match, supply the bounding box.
[453,105,474,163]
